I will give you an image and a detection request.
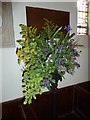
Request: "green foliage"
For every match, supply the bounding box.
[16,19,81,105]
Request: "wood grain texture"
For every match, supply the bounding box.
[2,82,90,120]
[26,6,70,33]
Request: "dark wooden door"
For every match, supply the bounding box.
[26,6,70,32]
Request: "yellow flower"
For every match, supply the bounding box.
[30,48,35,54]
[46,60,48,63]
[50,59,53,62]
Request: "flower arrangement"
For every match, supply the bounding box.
[16,19,81,105]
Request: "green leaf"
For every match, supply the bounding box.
[33,95,36,99]
[23,100,27,105]
[16,19,81,105]
[51,27,62,39]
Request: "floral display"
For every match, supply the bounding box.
[16,19,81,104]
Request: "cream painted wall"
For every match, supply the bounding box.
[2,2,88,102]
[0,49,2,103]
[88,2,90,35]
[0,2,2,103]
[12,2,77,41]
[2,48,23,102]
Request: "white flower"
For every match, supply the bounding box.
[54,38,60,43]
[58,65,67,72]
[67,69,74,75]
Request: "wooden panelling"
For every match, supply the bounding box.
[19,92,53,120]
[0,103,2,120]
[18,86,74,120]
[56,86,74,117]
[2,98,21,120]
[74,81,90,120]
[2,86,73,120]
[1,82,90,120]
[26,6,70,32]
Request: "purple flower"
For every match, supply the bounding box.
[58,58,66,64]
[46,40,52,46]
[73,51,80,57]
[71,48,76,53]
[66,25,71,31]
[58,58,62,63]
[61,61,65,65]
[71,57,77,63]
[58,45,63,49]
[43,79,50,87]
[68,43,73,48]
[58,65,67,72]
[56,45,65,52]
[76,64,80,68]
[61,46,65,49]
[76,52,80,57]
[57,45,62,49]
[42,48,50,55]
[47,54,52,61]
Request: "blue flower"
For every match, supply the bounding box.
[58,65,67,72]
[76,53,80,57]
[46,40,52,46]
[71,48,76,53]
[77,64,80,68]
[71,57,77,63]
[74,51,80,57]
[66,25,71,31]
[58,58,63,62]
[43,79,50,87]
[61,46,65,49]
[61,61,65,65]
[68,43,73,48]
[57,45,62,49]
[56,45,65,53]
[42,48,50,55]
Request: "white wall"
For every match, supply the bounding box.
[88,2,90,35]
[2,2,88,103]
[12,2,77,41]
[2,48,23,102]
[0,49,2,103]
